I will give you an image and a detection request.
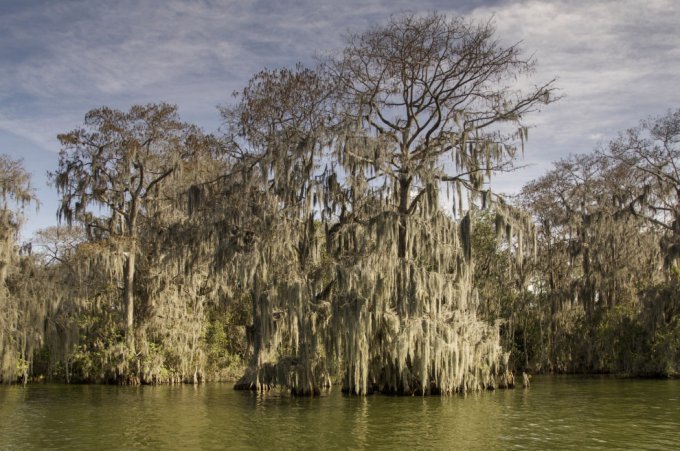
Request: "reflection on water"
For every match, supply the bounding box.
[1,376,679,450]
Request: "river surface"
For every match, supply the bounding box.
[1,376,679,450]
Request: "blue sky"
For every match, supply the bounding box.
[2,0,680,239]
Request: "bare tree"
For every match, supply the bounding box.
[32,226,86,268]
[606,109,680,264]
[329,13,556,259]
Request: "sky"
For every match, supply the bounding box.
[1,0,680,240]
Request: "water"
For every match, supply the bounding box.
[1,376,679,450]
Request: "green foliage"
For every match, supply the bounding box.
[203,296,250,381]
[511,112,680,377]
[203,315,245,381]
[651,320,680,377]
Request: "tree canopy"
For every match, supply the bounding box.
[4,14,679,390]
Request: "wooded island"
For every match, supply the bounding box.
[1,13,678,395]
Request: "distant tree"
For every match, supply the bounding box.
[32,226,86,268]
[471,209,531,368]
[0,155,38,382]
[602,110,680,374]
[521,153,660,372]
[0,154,35,283]
[606,109,680,265]
[52,104,203,349]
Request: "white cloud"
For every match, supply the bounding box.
[469,0,680,177]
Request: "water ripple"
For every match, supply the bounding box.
[0,377,679,450]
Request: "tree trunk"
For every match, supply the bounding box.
[124,250,136,350]
[523,325,529,369]
[398,176,411,260]
[126,197,139,351]
[396,176,411,319]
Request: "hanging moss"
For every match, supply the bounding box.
[0,155,39,383]
[221,12,556,396]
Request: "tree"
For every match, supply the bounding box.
[32,226,86,267]
[316,13,555,394]
[521,152,661,373]
[471,209,530,370]
[52,103,203,350]
[606,109,680,265]
[329,13,554,259]
[217,13,554,395]
[602,110,680,374]
[219,65,337,394]
[0,155,38,382]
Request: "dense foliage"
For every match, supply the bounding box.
[1,13,678,390]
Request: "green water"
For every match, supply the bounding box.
[1,376,679,450]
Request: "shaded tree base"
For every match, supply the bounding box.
[341,373,516,396]
[235,368,517,396]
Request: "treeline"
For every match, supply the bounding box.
[0,13,677,392]
[481,111,680,377]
